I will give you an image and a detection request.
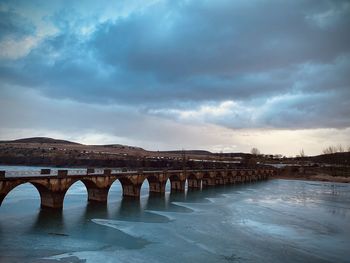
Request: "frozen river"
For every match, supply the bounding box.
[0,166,349,262]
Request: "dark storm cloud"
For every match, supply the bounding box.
[93,1,350,76]
[0,0,349,129]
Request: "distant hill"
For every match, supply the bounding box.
[0,137,81,145]
[159,150,213,155]
[103,144,145,151]
[308,152,350,165]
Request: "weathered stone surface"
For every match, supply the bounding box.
[0,168,273,209]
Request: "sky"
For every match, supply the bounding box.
[0,0,349,156]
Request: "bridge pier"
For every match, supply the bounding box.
[226,176,235,184]
[149,181,166,194]
[121,183,142,198]
[86,187,110,203]
[169,172,187,192]
[224,175,231,184]
[215,172,226,185]
[202,172,216,187]
[235,174,242,184]
[148,173,168,194]
[119,175,146,198]
[202,179,215,187]
[170,180,186,192]
[40,190,66,209]
[188,178,201,188]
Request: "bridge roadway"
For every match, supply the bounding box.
[0,168,274,209]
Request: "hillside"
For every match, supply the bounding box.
[0,137,81,145]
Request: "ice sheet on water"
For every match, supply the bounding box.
[92,219,146,238]
[92,218,177,242]
[173,232,217,254]
[238,219,298,238]
[144,210,180,221]
[171,202,204,212]
[89,217,222,262]
[43,242,218,263]
[204,196,228,203]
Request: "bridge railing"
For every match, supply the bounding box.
[0,167,274,179]
[0,168,141,178]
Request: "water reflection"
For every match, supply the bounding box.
[115,197,143,219]
[82,202,109,220]
[31,209,64,233]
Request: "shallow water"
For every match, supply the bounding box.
[0,170,350,262]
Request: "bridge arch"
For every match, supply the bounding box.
[0,182,41,209]
[0,181,67,209]
[63,178,114,206]
[108,179,123,202]
[63,180,88,206]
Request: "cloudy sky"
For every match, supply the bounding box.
[0,0,349,156]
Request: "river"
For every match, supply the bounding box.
[0,166,349,262]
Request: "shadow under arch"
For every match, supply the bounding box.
[79,201,109,224]
[145,191,169,211]
[117,196,143,220]
[30,207,64,233]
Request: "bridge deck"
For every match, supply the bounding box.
[0,168,256,180]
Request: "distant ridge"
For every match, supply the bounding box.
[160,150,213,155]
[0,137,81,145]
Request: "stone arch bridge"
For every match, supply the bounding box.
[0,168,274,209]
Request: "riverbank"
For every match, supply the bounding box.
[273,174,350,183]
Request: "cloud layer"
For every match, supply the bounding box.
[0,0,349,155]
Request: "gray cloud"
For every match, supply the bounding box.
[0,9,35,40]
[0,0,349,133]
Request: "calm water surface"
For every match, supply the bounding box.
[0,166,349,262]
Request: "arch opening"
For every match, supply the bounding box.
[108,179,123,203]
[165,178,171,193]
[63,180,89,208]
[140,179,150,197]
[0,182,41,212]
